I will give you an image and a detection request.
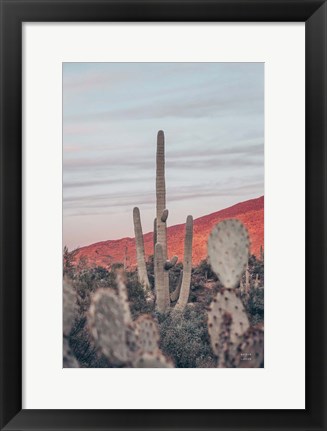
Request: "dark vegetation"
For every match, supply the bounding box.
[64,250,264,368]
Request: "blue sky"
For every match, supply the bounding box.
[63,62,264,250]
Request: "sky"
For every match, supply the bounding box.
[63,62,264,250]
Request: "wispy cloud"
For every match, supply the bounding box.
[63,62,264,249]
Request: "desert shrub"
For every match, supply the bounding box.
[246,287,264,325]
[249,254,264,282]
[126,271,154,318]
[195,259,218,281]
[69,317,110,368]
[158,306,215,368]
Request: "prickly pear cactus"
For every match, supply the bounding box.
[63,279,77,337]
[88,288,130,366]
[63,337,79,368]
[134,315,160,353]
[208,219,250,289]
[207,289,250,356]
[116,272,132,325]
[133,351,174,368]
[233,327,264,368]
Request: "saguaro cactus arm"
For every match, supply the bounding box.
[164,255,178,270]
[170,270,183,302]
[161,209,169,222]
[175,215,193,312]
[133,207,150,291]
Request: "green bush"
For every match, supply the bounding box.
[126,271,154,318]
[246,287,264,325]
[158,306,216,368]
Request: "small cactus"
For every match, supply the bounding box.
[208,219,249,289]
[175,215,193,312]
[133,207,151,291]
[116,271,132,325]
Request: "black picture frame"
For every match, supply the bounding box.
[0,0,326,430]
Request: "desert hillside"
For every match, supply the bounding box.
[73,195,264,269]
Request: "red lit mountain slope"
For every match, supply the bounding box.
[73,196,264,269]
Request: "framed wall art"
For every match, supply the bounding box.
[0,0,326,430]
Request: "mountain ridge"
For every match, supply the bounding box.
[73,195,264,269]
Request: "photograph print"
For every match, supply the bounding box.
[63,62,264,368]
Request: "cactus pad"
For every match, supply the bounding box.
[134,315,160,353]
[207,289,250,356]
[88,288,130,366]
[116,273,132,325]
[63,337,79,368]
[208,219,250,289]
[63,280,77,337]
[233,327,264,368]
[133,351,174,368]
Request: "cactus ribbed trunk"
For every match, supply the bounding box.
[175,215,193,312]
[155,243,166,313]
[133,207,150,291]
[156,130,170,310]
[153,218,157,255]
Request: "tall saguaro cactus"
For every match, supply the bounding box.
[175,215,193,312]
[133,207,150,291]
[155,130,170,311]
[132,130,194,313]
[156,130,168,257]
